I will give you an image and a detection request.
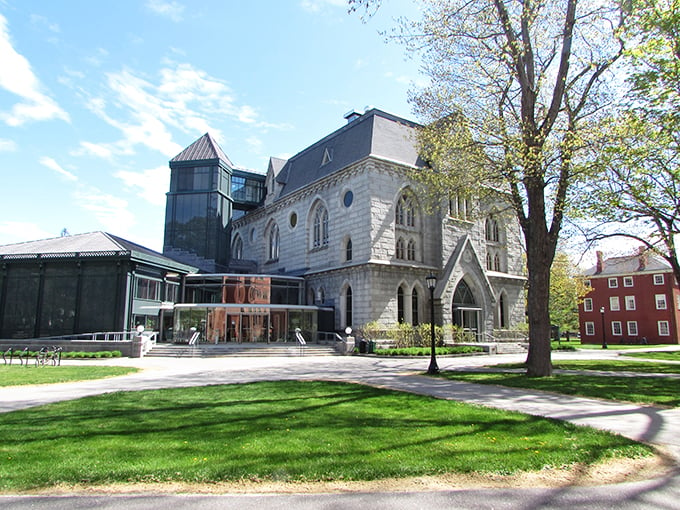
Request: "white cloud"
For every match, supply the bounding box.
[246,136,263,153]
[71,141,115,160]
[0,139,17,152]
[29,15,60,34]
[146,0,185,22]
[73,187,136,234]
[115,165,169,206]
[80,62,271,160]
[39,156,78,181]
[0,14,70,126]
[0,221,55,246]
[300,0,346,13]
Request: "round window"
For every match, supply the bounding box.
[343,190,354,207]
[290,212,298,228]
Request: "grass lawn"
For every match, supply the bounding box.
[0,365,139,387]
[623,351,680,362]
[495,359,680,374]
[439,369,680,407]
[0,380,651,491]
[551,340,653,350]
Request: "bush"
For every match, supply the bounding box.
[376,345,484,356]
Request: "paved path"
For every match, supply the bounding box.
[2,349,680,509]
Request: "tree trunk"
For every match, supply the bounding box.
[525,253,553,377]
[523,183,555,378]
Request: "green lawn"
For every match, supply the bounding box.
[623,351,680,362]
[440,369,680,407]
[0,365,139,387]
[495,359,680,374]
[551,340,655,350]
[0,381,651,491]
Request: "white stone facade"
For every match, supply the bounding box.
[231,110,526,337]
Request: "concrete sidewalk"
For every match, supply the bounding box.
[2,351,680,461]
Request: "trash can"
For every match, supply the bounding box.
[368,341,375,354]
[359,339,368,353]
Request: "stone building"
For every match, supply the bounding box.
[223,109,526,338]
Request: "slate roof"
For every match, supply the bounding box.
[0,232,197,273]
[583,253,671,276]
[171,132,233,167]
[275,109,426,198]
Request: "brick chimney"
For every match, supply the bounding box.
[595,251,604,274]
[638,246,648,271]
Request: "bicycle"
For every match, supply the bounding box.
[35,346,62,367]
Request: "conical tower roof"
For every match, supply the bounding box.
[171,133,233,167]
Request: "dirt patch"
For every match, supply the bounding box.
[23,454,677,495]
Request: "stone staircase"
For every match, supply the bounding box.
[494,342,529,354]
[145,342,339,358]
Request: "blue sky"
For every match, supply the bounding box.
[0,0,424,252]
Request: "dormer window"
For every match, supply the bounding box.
[322,147,333,166]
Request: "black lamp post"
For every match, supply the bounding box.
[600,306,607,349]
[426,274,439,374]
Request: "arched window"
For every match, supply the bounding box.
[407,239,416,261]
[494,253,501,272]
[396,193,416,227]
[232,235,243,259]
[345,286,353,328]
[313,204,329,248]
[268,223,279,261]
[485,217,500,242]
[499,293,508,328]
[307,287,315,305]
[453,280,476,306]
[396,238,405,259]
[318,287,325,304]
[397,286,405,323]
[486,252,493,270]
[412,288,419,326]
[345,238,353,262]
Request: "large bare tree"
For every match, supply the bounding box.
[354,0,625,376]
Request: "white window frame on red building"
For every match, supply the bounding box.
[656,294,667,310]
[584,298,593,312]
[625,295,636,311]
[585,322,595,336]
[609,296,620,311]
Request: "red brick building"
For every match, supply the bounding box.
[579,250,680,345]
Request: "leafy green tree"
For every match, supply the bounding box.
[578,0,680,285]
[356,0,625,376]
[549,252,590,333]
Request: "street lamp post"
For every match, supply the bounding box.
[600,306,607,349]
[426,274,439,374]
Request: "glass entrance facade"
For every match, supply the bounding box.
[174,304,318,343]
[174,274,329,343]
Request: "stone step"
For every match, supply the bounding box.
[494,342,529,354]
[145,343,339,358]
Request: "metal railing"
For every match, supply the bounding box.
[33,331,158,342]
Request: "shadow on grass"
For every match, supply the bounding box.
[0,380,650,490]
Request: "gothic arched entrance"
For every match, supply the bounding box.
[452,279,481,338]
